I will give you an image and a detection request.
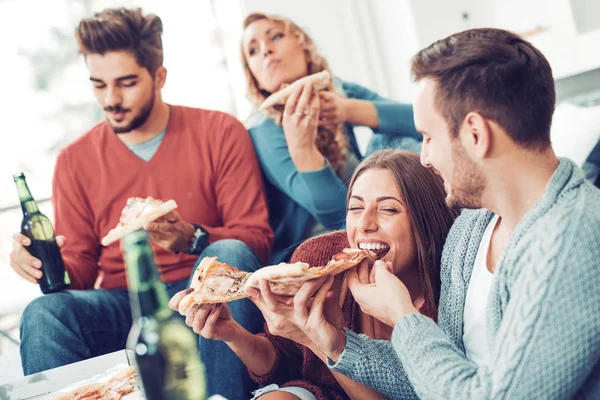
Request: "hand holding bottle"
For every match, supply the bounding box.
[9,233,66,284]
[12,173,70,294]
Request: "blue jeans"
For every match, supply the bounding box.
[20,239,264,400]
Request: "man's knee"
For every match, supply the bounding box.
[199,239,261,273]
[20,292,78,336]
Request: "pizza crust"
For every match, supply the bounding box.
[101,198,178,246]
[258,70,331,111]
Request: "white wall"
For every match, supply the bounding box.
[408,0,600,80]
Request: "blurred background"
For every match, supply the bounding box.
[1,0,600,382]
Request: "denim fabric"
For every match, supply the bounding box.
[366,133,422,156]
[20,239,263,400]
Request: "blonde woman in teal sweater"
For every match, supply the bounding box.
[265,29,600,399]
[241,12,422,265]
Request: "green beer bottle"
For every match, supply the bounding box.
[13,173,70,294]
[123,230,206,400]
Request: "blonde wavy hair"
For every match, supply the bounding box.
[241,12,348,175]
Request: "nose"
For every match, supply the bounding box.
[260,40,273,57]
[420,141,431,168]
[356,208,378,234]
[104,86,122,108]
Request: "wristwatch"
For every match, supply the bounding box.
[183,223,209,255]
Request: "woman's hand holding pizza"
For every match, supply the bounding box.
[249,276,346,361]
[143,210,196,253]
[169,289,240,342]
[288,275,347,361]
[318,91,348,126]
[282,81,320,151]
[249,279,314,347]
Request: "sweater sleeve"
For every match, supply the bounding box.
[52,150,100,289]
[203,117,274,264]
[391,209,600,400]
[327,329,418,399]
[248,329,304,385]
[248,120,347,230]
[341,81,419,138]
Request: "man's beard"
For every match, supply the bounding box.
[106,91,155,134]
[446,140,486,209]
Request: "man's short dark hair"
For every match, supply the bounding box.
[76,7,163,75]
[412,28,555,150]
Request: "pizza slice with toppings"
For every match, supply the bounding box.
[54,365,138,400]
[101,197,178,246]
[176,248,378,314]
[178,256,251,314]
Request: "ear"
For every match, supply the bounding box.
[460,112,491,159]
[154,66,167,90]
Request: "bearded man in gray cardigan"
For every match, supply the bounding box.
[284,28,600,399]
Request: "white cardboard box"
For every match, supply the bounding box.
[0,350,137,400]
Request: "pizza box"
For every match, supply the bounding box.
[0,350,228,400]
[0,349,139,400]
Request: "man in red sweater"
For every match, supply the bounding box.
[8,8,273,400]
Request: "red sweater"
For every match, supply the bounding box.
[52,105,273,290]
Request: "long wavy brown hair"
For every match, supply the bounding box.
[347,150,459,314]
[241,13,348,175]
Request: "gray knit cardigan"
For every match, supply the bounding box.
[330,158,600,399]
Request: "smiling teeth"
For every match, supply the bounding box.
[359,243,389,250]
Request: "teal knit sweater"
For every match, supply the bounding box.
[330,158,600,399]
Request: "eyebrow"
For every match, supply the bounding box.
[89,74,139,83]
[247,28,277,46]
[350,195,404,205]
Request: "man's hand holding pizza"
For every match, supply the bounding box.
[347,260,419,328]
[143,210,196,253]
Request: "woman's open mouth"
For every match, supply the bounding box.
[358,242,390,259]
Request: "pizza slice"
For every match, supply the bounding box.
[176,248,378,314]
[243,248,378,296]
[178,256,251,315]
[101,197,178,246]
[258,70,331,110]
